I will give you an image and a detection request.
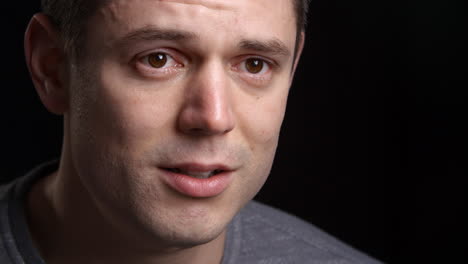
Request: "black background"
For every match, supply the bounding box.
[2,1,465,263]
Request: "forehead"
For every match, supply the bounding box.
[86,0,296,53]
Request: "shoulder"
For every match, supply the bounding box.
[0,180,16,202]
[1,160,57,203]
[234,201,382,264]
[0,181,16,264]
[0,161,58,264]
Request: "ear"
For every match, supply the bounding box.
[290,31,305,83]
[25,13,69,115]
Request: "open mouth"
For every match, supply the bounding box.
[160,165,233,197]
[163,168,224,179]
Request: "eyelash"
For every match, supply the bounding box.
[135,50,185,77]
[134,51,276,85]
[251,58,273,70]
[232,56,276,85]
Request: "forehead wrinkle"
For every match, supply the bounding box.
[158,0,236,11]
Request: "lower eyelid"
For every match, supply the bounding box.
[134,60,184,78]
[134,54,273,81]
[237,69,273,87]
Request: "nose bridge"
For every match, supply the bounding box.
[193,60,229,115]
[177,59,235,135]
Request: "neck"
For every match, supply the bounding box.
[26,155,226,264]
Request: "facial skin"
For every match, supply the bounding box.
[25,0,304,263]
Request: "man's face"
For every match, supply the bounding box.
[67,0,298,248]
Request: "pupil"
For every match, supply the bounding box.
[148,53,167,68]
[246,59,263,74]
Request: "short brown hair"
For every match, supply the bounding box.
[41,0,310,57]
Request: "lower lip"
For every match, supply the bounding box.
[160,169,233,198]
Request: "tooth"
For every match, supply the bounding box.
[185,171,213,179]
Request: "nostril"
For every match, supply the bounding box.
[176,90,235,136]
[190,128,204,132]
[189,127,207,135]
[187,127,232,136]
[177,110,235,136]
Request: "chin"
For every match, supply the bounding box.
[136,210,228,249]
[118,193,233,249]
[165,226,225,249]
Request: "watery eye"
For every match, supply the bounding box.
[147,53,168,68]
[245,58,265,74]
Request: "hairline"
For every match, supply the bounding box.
[44,0,307,62]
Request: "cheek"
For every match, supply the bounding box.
[75,65,180,155]
[239,89,289,152]
[97,92,167,145]
[235,88,289,193]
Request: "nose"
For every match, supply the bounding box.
[177,61,235,136]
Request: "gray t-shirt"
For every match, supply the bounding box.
[0,161,382,263]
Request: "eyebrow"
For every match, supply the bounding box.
[117,26,198,45]
[116,26,291,58]
[238,39,291,57]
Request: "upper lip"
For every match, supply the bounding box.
[159,163,234,172]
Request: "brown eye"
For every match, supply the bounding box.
[147,53,168,68]
[245,58,264,74]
